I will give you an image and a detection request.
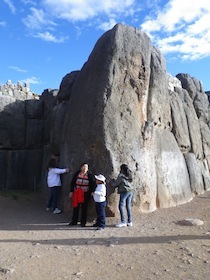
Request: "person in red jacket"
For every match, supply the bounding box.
[68,163,96,227]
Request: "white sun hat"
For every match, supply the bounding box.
[95,174,106,183]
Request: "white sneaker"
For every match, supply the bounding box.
[127,222,133,227]
[115,222,127,228]
[46,207,50,211]
[53,208,61,214]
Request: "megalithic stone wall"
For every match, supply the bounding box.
[0,82,58,191]
[0,23,209,216]
[59,23,210,214]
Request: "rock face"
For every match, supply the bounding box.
[0,82,58,190]
[0,23,210,216]
[59,24,210,213]
[206,91,210,103]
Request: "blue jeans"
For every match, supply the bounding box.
[95,201,106,228]
[119,192,133,223]
[47,186,59,210]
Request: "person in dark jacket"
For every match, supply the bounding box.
[68,163,96,227]
[111,164,134,228]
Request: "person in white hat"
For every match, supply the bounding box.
[92,174,107,230]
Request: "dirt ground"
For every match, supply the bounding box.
[0,190,210,280]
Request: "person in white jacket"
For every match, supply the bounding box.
[92,174,106,230]
[46,158,69,214]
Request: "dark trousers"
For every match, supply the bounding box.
[95,201,106,228]
[71,192,90,226]
[47,186,59,210]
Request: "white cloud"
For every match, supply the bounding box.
[141,0,210,60]
[98,18,117,31]
[42,0,135,21]
[9,66,27,73]
[23,7,57,30]
[20,77,40,85]
[187,13,210,36]
[3,0,16,14]
[142,0,209,33]
[22,1,137,42]
[33,31,68,43]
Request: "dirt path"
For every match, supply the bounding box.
[0,191,210,280]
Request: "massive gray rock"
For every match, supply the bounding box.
[170,90,191,154]
[57,71,80,101]
[200,120,210,169]
[39,89,58,144]
[50,101,68,156]
[176,73,200,100]
[184,153,204,195]
[0,98,25,149]
[206,91,210,103]
[155,130,192,208]
[58,23,210,213]
[0,24,210,216]
[148,47,171,130]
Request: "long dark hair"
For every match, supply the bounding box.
[120,164,132,181]
[47,158,57,170]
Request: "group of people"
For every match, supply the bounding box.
[46,159,134,230]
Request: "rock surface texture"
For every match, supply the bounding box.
[0,82,58,190]
[0,23,210,215]
[59,24,210,213]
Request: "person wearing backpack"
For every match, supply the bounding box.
[110,164,134,227]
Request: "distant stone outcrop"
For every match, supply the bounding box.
[0,24,210,217]
[0,80,40,101]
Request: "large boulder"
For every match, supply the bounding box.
[25,99,44,119]
[39,89,58,144]
[25,119,44,149]
[175,87,203,160]
[194,90,209,123]
[155,130,192,208]
[148,47,171,130]
[200,120,210,169]
[50,101,68,155]
[59,23,208,213]
[170,90,191,153]
[60,24,152,172]
[184,153,204,195]
[0,98,25,149]
[176,73,197,100]
[57,71,80,101]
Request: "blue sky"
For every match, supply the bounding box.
[0,0,210,94]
